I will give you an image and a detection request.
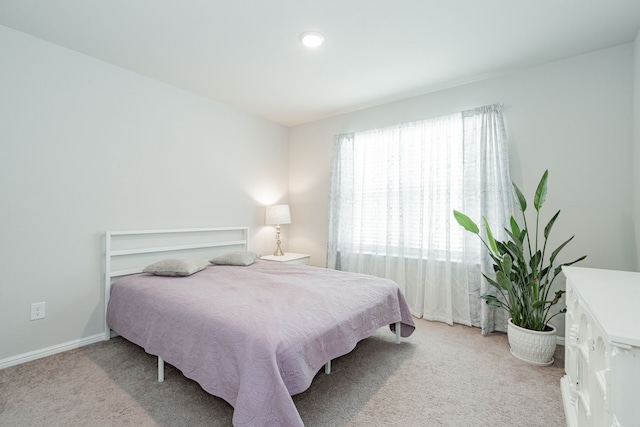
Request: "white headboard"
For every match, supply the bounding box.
[104,226,249,339]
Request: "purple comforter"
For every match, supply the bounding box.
[106,260,415,426]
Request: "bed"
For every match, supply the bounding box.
[104,227,415,426]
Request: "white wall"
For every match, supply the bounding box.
[634,30,640,271]
[290,44,636,271]
[289,44,637,332]
[0,25,289,362]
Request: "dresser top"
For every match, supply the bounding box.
[563,266,640,347]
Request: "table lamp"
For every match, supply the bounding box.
[265,204,291,256]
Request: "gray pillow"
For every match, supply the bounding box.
[209,251,259,266]
[143,258,209,276]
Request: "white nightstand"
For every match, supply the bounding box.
[260,253,310,265]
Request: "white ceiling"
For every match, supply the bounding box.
[2,1,640,126]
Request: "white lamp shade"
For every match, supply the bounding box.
[265,204,291,225]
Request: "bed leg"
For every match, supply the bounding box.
[395,321,401,344]
[158,356,165,383]
[324,360,331,374]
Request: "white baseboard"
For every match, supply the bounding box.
[556,336,566,346]
[0,333,105,370]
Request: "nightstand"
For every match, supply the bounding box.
[260,253,310,265]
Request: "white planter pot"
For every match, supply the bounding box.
[507,318,556,366]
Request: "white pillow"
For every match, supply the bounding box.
[143,258,208,277]
[209,251,259,266]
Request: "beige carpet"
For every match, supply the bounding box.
[0,318,565,426]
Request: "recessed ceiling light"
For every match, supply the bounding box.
[299,32,324,48]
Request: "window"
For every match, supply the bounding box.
[332,112,467,260]
[327,104,512,332]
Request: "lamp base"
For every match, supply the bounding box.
[273,226,284,256]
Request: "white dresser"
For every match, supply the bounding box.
[562,267,640,427]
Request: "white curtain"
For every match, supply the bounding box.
[327,104,512,333]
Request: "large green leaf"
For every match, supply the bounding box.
[483,217,499,255]
[555,256,588,275]
[512,183,527,212]
[503,240,521,261]
[529,250,542,270]
[533,170,549,211]
[504,229,519,245]
[482,216,500,254]
[496,270,513,292]
[551,289,565,305]
[510,217,522,241]
[549,235,574,264]
[544,210,560,239]
[502,254,512,276]
[481,272,500,289]
[481,294,505,308]
[453,210,479,234]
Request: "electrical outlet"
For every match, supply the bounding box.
[30,302,45,320]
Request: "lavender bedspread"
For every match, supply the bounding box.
[106,260,415,426]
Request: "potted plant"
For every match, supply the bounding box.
[453,170,586,365]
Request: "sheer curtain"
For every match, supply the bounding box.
[327,104,512,333]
